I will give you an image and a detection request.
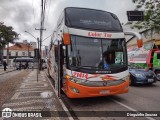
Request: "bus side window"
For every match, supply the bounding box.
[63,46,66,64]
[54,45,58,63]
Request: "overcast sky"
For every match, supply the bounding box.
[0,0,136,47]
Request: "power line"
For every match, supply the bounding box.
[32,0,36,28]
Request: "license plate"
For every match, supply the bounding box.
[100,90,110,94]
[148,79,153,82]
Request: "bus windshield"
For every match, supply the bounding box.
[67,36,127,72]
[65,7,122,32]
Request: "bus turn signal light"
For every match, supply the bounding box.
[63,33,70,45]
[137,39,143,48]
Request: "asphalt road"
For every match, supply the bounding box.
[0,70,32,106]
[61,81,160,120]
[1,70,160,120]
[0,70,21,82]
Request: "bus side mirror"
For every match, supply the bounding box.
[63,33,70,45]
[124,31,143,48]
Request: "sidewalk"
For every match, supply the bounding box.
[1,70,69,120]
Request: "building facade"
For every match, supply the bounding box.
[3,40,36,65]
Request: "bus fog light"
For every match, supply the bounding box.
[69,86,79,93]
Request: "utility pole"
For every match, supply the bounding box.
[35,0,46,71]
[37,37,40,81]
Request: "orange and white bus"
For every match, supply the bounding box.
[48,7,143,98]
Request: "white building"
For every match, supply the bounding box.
[3,40,36,65]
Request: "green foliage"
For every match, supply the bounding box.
[0,22,19,48]
[130,0,160,32]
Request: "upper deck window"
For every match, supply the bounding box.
[65,7,123,32]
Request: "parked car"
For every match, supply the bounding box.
[41,59,47,69]
[129,65,157,85]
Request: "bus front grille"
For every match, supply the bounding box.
[79,80,125,87]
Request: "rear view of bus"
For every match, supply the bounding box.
[48,7,142,98]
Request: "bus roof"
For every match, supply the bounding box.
[64,7,123,32]
[15,57,33,59]
[13,57,34,62]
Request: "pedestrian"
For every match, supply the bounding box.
[3,60,7,71]
[25,62,29,69]
[19,62,22,70]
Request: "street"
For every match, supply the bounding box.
[61,81,160,120]
[0,70,160,120]
[0,70,31,107]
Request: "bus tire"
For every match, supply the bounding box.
[60,88,64,94]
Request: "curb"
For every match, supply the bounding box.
[44,70,74,120]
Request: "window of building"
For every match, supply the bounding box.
[29,52,31,56]
[9,52,11,56]
[16,52,18,56]
[22,52,25,56]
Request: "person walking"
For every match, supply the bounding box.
[19,62,22,70]
[25,62,29,69]
[3,61,7,71]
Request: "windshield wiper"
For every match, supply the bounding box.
[75,66,99,70]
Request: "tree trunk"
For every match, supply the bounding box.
[6,43,9,64]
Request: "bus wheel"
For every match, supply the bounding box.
[60,88,64,94]
[155,71,160,81]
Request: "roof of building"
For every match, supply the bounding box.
[4,43,34,51]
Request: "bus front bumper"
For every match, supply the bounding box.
[65,79,129,98]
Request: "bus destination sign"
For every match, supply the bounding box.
[88,31,112,38]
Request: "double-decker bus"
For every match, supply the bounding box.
[48,7,143,98]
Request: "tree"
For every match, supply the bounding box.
[0,22,19,63]
[128,0,160,33]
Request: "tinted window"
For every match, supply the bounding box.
[65,8,122,31]
[157,53,160,59]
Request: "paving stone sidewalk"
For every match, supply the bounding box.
[1,70,68,120]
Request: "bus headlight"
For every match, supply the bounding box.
[69,86,79,93]
[70,77,86,83]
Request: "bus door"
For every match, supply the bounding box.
[57,41,64,98]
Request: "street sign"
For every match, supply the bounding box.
[127,11,144,21]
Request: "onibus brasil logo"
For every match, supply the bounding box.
[1,108,42,118]
[2,108,12,118]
